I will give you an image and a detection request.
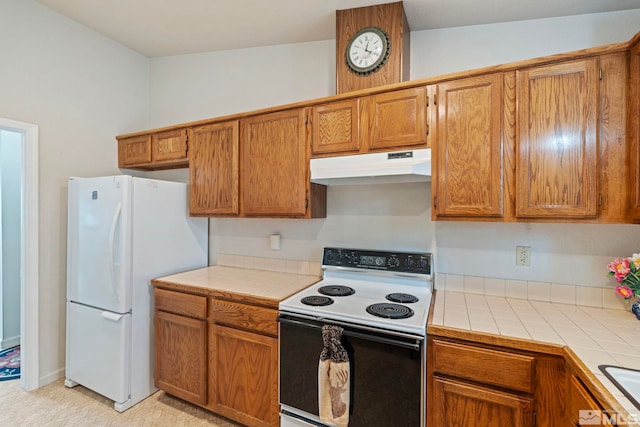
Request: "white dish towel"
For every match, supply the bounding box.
[318,325,350,427]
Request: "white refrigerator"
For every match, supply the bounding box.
[64,175,208,412]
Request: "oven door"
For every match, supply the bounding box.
[278,312,425,427]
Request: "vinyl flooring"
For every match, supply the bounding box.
[0,378,241,426]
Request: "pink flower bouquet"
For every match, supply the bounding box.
[609,254,640,299]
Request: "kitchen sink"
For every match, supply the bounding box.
[599,365,640,410]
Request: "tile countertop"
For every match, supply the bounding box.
[429,290,640,421]
[151,265,321,305]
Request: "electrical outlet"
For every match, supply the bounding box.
[516,246,531,266]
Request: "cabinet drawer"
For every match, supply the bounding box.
[154,288,207,319]
[210,299,278,336]
[433,339,534,393]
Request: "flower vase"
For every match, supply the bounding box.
[632,300,640,320]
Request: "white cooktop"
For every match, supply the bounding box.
[279,269,432,336]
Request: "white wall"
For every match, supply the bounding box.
[149,9,640,289]
[0,129,22,349]
[0,0,150,384]
[149,40,336,127]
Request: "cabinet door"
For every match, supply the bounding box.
[516,59,598,218]
[118,134,151,167]
[188,121,240,216]
[241,109,308,217]
[208,324,279,427]
[154,310,207,405]
[364,86,427,151]
[152,128,188,163]
[630,42,640,220]
[432,74,504,218]
[311,99,360,156]
[432,377,533,427]
[567,375,613,426]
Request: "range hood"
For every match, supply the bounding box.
[310,149,431,185]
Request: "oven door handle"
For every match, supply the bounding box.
[277,315,422,351]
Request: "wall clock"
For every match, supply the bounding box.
[335,1,410,94]
[345,26,391,76]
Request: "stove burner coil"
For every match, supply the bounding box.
[366,303,414,319]
[301,295,334,306]
[386,293,419,304]
[318,285,355,297]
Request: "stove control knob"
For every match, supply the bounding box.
[326,250,334,262]
[420,258,428,271]
[388,255,399,267]
[407,256,414,268]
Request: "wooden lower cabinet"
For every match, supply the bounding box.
[154,310,207,405]
[428,336,565,427]
[154,287,280,427]
[433,377,533,427]
[207,324,278,426]
[567,375,613,426]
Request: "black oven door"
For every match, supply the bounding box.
[278,313,424,427]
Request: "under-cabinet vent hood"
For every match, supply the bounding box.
[310,149,431,185]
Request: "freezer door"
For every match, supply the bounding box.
[65,302,131,404]
[67,176,131,313]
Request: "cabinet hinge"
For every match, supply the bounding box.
[433,196,437,209]
[599,68,603,80]
[598,193,603,208]
[426,124,430,136]
[533,411,536,427]
[433,94,437,105]
[185,132,189,152]
[305,198,309,209]
[305,114,310,125]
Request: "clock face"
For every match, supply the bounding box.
[345,27,390,76]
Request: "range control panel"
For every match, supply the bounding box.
[322,247,432,275]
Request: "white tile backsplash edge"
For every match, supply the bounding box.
[437,273,630,311]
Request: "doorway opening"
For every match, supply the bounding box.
[0,118,38,391]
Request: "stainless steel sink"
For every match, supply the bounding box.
[599,365,640,409]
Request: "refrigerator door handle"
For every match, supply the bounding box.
[101,311,125,322]
[108,202,122,302]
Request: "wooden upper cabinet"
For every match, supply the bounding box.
[188,121,240,216]
[363,86,428,151]
[118,134,151,168]
[311,98,360,156]
[630,41,640,221]
[516,59,599,218]
[152,128,188,163]
[432,74,504,218]
[118,128,188,170]
[241,109,310,217]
